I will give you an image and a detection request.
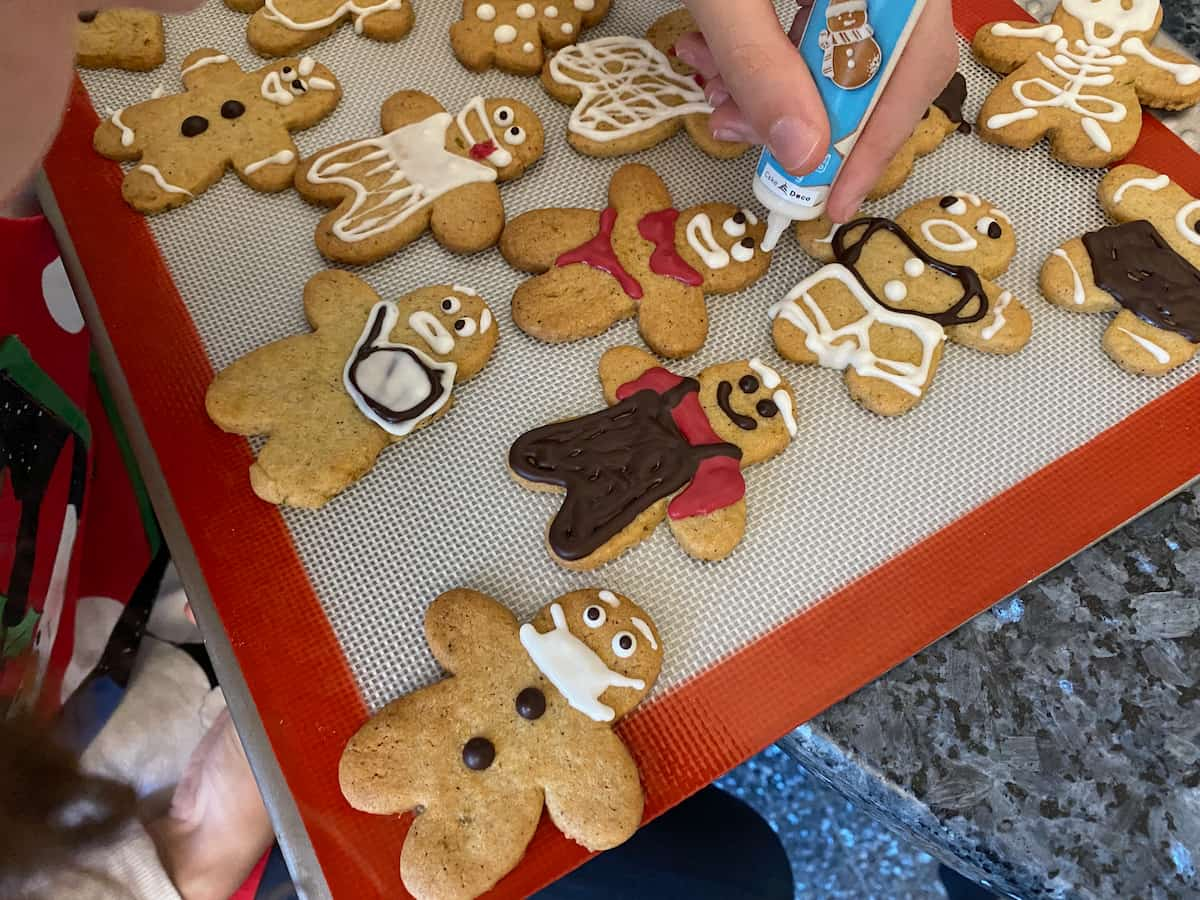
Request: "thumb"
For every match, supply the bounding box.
[685,0,830,174]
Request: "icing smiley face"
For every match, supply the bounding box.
[700,359,797,463]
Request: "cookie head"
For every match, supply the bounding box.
[395,286,498,379]
[678,206,770,291]
[258,57,341,120]
[453,97,544,177]
[1057,0,1160,46]
[698,360,797,464]
[895,194,1015,279]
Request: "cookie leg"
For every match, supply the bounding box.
[246,9,337,57]
[511,266,635,344]
[541,733,644,851]
[431,183,505,254]
[637,284,708,358]
[668,501,746,562]
[121,161,203,214]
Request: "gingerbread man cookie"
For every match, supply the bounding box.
[870,73,970,201]
[295,91,544,265]
[224,0,414,57]
[1040,165,1200,375]
[501,164,771,358]
[818,1,882,90]
[779,194,1032,416]
[541,10,748,160]
[451,0,611,76]
[75,8,164,71]
[94,50,341,214]
[206,272,497,507]
[509,346,797,569]
[341,587,662,900]
[972,0,1200,167]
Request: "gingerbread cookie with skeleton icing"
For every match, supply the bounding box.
[75,8,164,71]
[206,272,496,508]
[871,73,970,201]
[224,0,414,57]
[1040,165,1200,375]
[972,0,1200,167]
[295,92,544,265]
[501,164,770,358]
[451,0,610,76]
[509,346,797,569]
[780,194,1032,416]
[541,10,748,160]
[93,50,341,214]
[341,587,661,900]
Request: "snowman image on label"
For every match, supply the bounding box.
[819,0,882,90]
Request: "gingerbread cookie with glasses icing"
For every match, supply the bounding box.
[972,0,1200,167]
[778,194,1031,416]
[341,587,661,900]
[206,272,497,508]
[451,0,610,76]
[541,9,748,159]
[509,346,797,569]
[500,164,771,358]
[75,8,164,71]
[94,49,341,214]
[295,91,544,265]
[224,0,414,57]
[1040,165,1200,375]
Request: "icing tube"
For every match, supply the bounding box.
[755,0,927,250]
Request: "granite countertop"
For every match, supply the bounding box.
[778,8,1200,900]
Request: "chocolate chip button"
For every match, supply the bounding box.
[516,687,546,721]
[987,222,1002,240]
[181,115,208,138]
[221,100,245,119]
[462,737,495,771]
[757,399,779,418]
[738,375,759,394]
[78,10,98,22]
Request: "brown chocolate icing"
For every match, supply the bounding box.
[925,72,971,134]
[346,305,446,426]
[1082,220,1200,343]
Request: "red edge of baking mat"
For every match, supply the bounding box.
[42,1,1200,895]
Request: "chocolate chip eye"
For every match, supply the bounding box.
[612,631,637,659]
[454,318,467,331]
[757,399,779,418]
[976,216,1002,239]
[939,196,958,209]
[740,237,755,249]
[493,105,514,125]
[505,125,527,146]
[441,297,461,314]
[1192,220,1200,236]
[738,375,759,394]
[282,67,292,75]
[733,211,746,225]
[291,79,305,90]
[181,115,208,137]
[78,10,97,22]
[583,604,606,628]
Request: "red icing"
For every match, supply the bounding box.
[556,207,643,299]
[637,209,703,287]
[469,140,498,161]
[694,73,706,88]
[616,367,746,520]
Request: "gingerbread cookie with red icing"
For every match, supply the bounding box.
[500,164,771,358]
[451,0,611,76]
[75,8,164,71]
[224,0,415,58]
[1040,165,1200,375]
[296,91,544,265]
[509,346,797,569]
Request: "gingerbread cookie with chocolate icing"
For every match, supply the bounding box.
[296,91,544,265]
[779,193,1031,416]
[224,0,414,57]
[509,346,797,569]
[93,49,341,214]
[75,8,164,71]
[870,73,970,201]
[341,587,661,900]
[541,10,748,160]
[972,0,1200,167]
[1040,164,1200,375]
[206,272,497,508]
[501,164,771,358]
[451,0,611,76]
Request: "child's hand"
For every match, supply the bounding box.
[677,0,957,222]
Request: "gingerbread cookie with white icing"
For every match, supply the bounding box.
[1040,165,1200,375]
[541,9,748,160]
[509,346,797,569]
[500,164,770,359]
[972,0,1200,167]
[779,194,1031,416]
[75,8,164,71]
[295,91,544,266]
[341,587,661,900]
[93,49,341,214]
[870,72,970,201]
[206,272,497,508]
[225,0,414,57]
[451,0,610,76]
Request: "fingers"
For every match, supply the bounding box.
[683,0,830,174]
[827,0,958,221]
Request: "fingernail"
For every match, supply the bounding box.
[706,85,730,107]
[768,117,822,173]
[714,124,756,144]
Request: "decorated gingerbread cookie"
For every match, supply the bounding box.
[541,10,748,160]
[206,272,497,507]
[341,587,661,900]
[1040,165,1200,375]
[295,92,544,265]
[972,0,1200,167]
[509,346,796,569]
[224,0,414,57]
[75,8,164,71]
[451,0,611,76]
[870,73,970,201]
[501,164,771,358]
[93,50,341,214]
[779,194,1031,416]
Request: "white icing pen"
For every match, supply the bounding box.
[756,0,928,250]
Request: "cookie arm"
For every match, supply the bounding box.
[668,499,746,562]
[970,22,1055,74]
[423,589,521,675]
[541,733,644,852]
[597,346,660,404]
[180,48,242,91]
[499,209,601,273]
[1126,45,1200,110]
[232,137,301,193]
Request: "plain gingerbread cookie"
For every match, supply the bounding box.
[870,73,970,201]
[224,0,414,57]
[451,0,611,76]
[75,8,164,71]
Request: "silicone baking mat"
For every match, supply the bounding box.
[43,0,1200,896]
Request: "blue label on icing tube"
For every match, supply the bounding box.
[757,0,924,206]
